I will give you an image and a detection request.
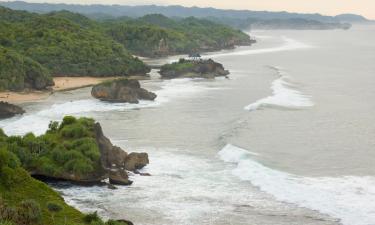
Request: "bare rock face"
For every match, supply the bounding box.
[109,170,133,186]
[94,123,150,186]
[125,153,149,171]
[0,101,25,119]
[91,79,156,103]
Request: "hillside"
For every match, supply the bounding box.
[0,6,255,91]
[0,47,53,91]
[103,14,253,57]
[0,6,149,91]
[0,125,131,225]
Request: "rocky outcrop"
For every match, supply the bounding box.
[91,79,157,103]
[159,59,230,79]
[0,101,25,119]
[31,123,150,186]
[125,153,149,171]
[94,123,149,186]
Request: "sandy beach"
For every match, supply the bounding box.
[0,76,120,104]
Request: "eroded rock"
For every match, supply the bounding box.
[91,79,156,103]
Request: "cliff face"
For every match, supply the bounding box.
[91,79,157,103]
[94,122,149,185]
[159,59,230,79]
[0,101,25,119]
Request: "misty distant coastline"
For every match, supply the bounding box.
[1,1,372,30]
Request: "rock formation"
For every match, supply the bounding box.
[159,58,230,79]
[30,122,149,186]
[94,123,149,185]
[0,101,25,119]
[91,79,157,103]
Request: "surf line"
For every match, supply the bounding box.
[244,66,314,111]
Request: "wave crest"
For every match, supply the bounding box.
[219,144,375,225]
[245,66,314,111]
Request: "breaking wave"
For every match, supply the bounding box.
[219,144,375,225]
[245,66,314,111]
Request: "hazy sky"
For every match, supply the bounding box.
[13,0,375,19]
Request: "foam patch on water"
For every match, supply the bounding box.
[219,144,375,225]
[245,66,314,111]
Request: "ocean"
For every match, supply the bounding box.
[2,25,375,225]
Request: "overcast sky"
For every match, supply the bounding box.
[9,0,375,19]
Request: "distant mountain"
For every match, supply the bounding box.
[335,14,370,23]
[207,17,351,30]
[0,1,369,23]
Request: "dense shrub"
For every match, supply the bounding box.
[83,211,101,224]
[0,116,101,177]
[0,47,53,91]
[16,200,41,225]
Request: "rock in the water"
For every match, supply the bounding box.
[91,79,156,103]
[109,169,133,186]
[0,101,25,119]
[94,122,150,185]
[124,152,149,171]
[107,183,118,190]
[159,58,230,79]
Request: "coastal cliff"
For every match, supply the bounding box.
[5,116,149,186]
[0,117,137,225]
[159,58,230,79]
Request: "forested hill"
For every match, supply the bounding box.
[102,14,253,57]
[0,7,252,91]
[0,6,148,91]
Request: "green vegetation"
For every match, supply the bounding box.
[160,58,195,73]
[0,47,53,91]
[0,116,131,225]
[0,6,149,91]
[104,14,251,57]
[3,116,102,178]
[0,7,250,91]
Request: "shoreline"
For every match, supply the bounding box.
[0,75,148,104]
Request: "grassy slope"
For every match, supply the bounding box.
[0,167,85,225]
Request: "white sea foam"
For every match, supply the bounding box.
[245,66,314,111]
[0,78,216,136]
[219,144,375,225]
[207,36,312,58]
[0,99,158,135]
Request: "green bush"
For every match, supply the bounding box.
[16,200,41,225]
[83,212,102,224]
